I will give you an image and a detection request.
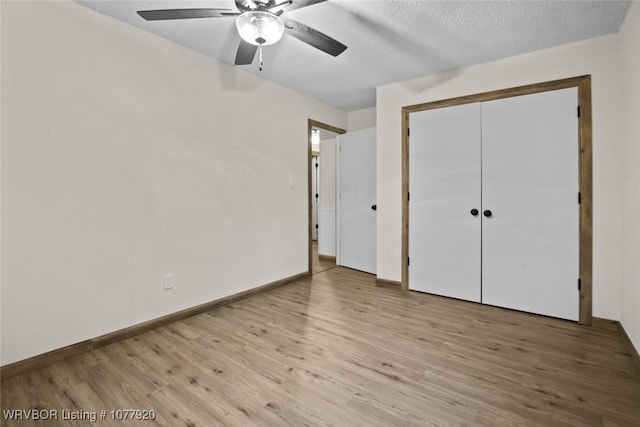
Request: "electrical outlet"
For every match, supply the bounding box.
[163,273,174,290]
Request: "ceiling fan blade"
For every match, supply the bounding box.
[266,0,292,13]
[235,40,258,65]
[235,0,259,12]
[283,18,347,57]
[137,9,238,21]
[280,0,327,13]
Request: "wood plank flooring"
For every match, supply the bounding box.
[2,267,639,426]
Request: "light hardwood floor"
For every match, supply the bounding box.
[2,267,639,426]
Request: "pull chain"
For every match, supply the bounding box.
[259,45,263,71]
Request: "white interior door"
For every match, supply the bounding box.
[311,155,319,241]
[481,88,579,320]
[409,103,482,302]
[337,127,376,274]
[318,138,337,257]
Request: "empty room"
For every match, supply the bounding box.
[2,0,640,426]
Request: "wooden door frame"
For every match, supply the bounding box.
[307,119,346,274]
[401,75,593,325]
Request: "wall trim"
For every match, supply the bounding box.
[618,321,640,374]
[376,278,402,288]
[401,75,593,325]
[593,317,640,375]
[0,272,309,380]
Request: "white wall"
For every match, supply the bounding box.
[619,1,640,352]
[319,138,336,210]
[0,1,346,365]
[0,0,4,363]
[318,210,336,257]
[377,34,623,320]
[347,107,376,132]
[318,138,336,256]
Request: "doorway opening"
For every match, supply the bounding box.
[307,119,345,274]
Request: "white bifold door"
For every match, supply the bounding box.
[337,127,376,274]
[409,88,579,321]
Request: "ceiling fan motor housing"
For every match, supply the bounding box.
[236,11,284,46]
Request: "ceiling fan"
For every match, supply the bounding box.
[137,0,347,70]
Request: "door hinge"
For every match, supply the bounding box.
[578,278,581,291]
[315,162,318,168]
[407,257,410,266]
[407,192,410,202]
[315,224,319,229]
[315,193,319,199]
[578,192,581,204]
[577,106,581,118]
[407,127,410,137]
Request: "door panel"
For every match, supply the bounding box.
[338,128,376,274]
[409,103,482,302]
[312,156,319,241]
[481,88,579,321]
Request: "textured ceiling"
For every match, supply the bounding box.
[76,0,631,111]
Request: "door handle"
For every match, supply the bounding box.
[470,209,479,216]
[483,209,493,218]
[371,205,377,211]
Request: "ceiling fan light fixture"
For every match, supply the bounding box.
[236,11,284,46]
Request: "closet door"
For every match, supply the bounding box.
[409,103,482,302]
[481,88,579,320]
